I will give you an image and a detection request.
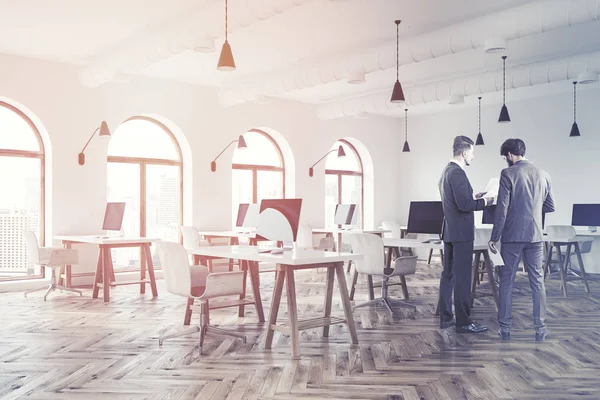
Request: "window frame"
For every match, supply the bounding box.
[232,129,286,202]
[0,101,46,282]
[106,116,183,271]
[325,139,364,228]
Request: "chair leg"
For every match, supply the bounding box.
[24,284,52,298]
[158,326,200,346]
[399,275,410,299]
[382,278,415,310]
[353,298,385,310]
[184,298,194,325]
[427,249,433,265]
[349,269,359,300]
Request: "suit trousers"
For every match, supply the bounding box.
[498,242,547,333]
[439,241,473,327]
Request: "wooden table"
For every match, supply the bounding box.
[382,238,499,310]
[544,235,594,297]
[190,245,362,359]
[54,235,160,302]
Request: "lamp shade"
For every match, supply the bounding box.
[99,121,111,136]
[217,40,236,71]
[337,145,346,157]
[475,132,484,145]
[237,134,247,149]
[402,140,410,152]
[498,104,510,122]
[390,80,405,103]
[570,122,581,137]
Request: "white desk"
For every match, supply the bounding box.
[54,235,160,302]
[312,228,390,252]
[189,245,362,359]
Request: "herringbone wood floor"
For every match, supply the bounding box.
[1,261,600,400]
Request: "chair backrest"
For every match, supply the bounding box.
[347,233,385,275]
[296,223,314,249]
[203,271,246,298]
[381,221,402,239]
[156,241,193,298]
[546,225,576,239]
[181,226,200,250]
[317,236,335,251]
[22,230,40,265]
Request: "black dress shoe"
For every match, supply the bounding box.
[440,318,456,329]
[456,323,488,333]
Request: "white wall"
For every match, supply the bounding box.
[396,86,600,229]
[0,53,403,287]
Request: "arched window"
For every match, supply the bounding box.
[231,129,285,224]
[107,116,183,268]
[325,139,364,228]
[0,102,46,281]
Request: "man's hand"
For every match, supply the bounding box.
[488,240,498,254]
[484,196,495,206]
[475,192,487,199]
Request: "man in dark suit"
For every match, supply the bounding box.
[439,136,494,333]
[489,138,555,341]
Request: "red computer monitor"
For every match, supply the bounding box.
[102,202,126,231]
[256,199,303,242]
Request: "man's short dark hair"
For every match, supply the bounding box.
[453,136,474,156]
[500,138,526,157]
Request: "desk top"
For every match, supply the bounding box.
[197,231,256,238]
[189,245,361,265]
[383,238,489,252]
[544,235,595,244]
[55,235,160,245]
[312,228,390,235]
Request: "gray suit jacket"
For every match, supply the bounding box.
[491,160,555,243]
[439,162,486,242]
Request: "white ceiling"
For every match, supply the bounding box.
[0,0,598,117]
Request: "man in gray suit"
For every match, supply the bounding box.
[489,138,555,341]
[439,136,494,333]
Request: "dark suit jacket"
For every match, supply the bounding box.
[490,160,555,243]
[439,162,486,242]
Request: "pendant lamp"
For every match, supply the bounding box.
[570,81,581,137]
[390,20,405,103]
[217,0,236,71]
[402,108,410,152]
[498,56,510,122]
[476,97,484,145]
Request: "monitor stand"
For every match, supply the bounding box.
[589,226,598,233]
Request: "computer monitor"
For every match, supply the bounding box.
[572,204,600,231]
[406,201,444,235]
[334,204,358,226]
[235,203,259,229]
[256,198,303,242]
[102,202,126,231]
[482,206,546,228]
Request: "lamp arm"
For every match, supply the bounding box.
[80,127,100,154]
[310,149,336,169]
[211,140,237,162]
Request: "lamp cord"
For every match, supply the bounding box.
[574,82,577,122]
[396,22,399,81]
[478,97,482,132]
[502,56,507,105]
[404,108,408,141]
[225,0,228,42]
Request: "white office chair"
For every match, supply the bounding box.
[23,231,82,301]
[348,233,418,314]
[181,226,210,252]
[156,241,246,353]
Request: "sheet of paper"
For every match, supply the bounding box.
[484,178,499,205]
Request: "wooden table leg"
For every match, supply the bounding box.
[544,245,554,278]
[264,267,285,350]
[284,267,300,359]
[322,266,335,337]
[367,275,375,300]
[482,250,499,309]
[238,260,248,317]
[184,298,193,325]
[334,263,358,345]
[92,249,103,299]
[102,248,111,302]
[140,245,147,294]
[471,251,482,307]
[556,245,568,297]
[143,245,158,298]
[248,261,265,322]
[574,242,590,293]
